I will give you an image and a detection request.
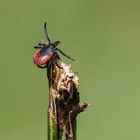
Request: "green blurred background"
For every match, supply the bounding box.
[0,0,140,140]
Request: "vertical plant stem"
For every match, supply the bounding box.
[47,56,88,140]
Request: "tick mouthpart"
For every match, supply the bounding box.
[52,41,60,47]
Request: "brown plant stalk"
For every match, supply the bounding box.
[47,54,88,140]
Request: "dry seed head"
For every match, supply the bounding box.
[57,62,79,92]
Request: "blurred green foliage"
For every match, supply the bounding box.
[0,0,140,140]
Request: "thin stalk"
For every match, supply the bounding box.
[47,56,88,140]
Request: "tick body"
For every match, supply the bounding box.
[33,22,75,68]
[33,41,60,67]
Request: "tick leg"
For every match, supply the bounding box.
[34,42,47,49]
[51,53,63,69]
[55,59,63,69]
[38,43,46,47]
[47,60,57,86]
[44,22,51,44]
[38,43,43,45]
[55,48,76,62]
[47,59,61,88]
[34,46,42,49]
[37,65,47,69]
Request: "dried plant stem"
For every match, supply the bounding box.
[47,56,88,140]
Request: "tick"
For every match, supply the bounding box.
[33,22,75,68]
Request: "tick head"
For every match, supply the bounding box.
[52,41,60,48]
